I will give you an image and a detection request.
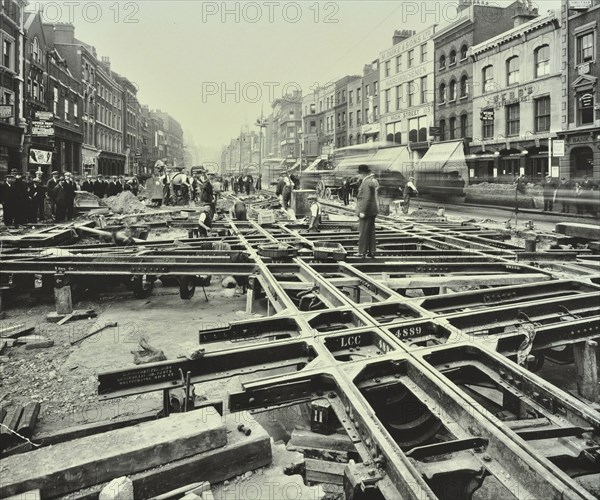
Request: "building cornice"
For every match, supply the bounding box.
[470,13,560,58]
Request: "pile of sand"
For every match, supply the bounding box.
[104,191,146,214]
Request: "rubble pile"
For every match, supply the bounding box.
[74,191,105,208]
[408,209,440,219]
[104,192,146,214]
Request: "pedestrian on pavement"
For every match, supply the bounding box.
[401,176,419,214]
[575,182,585,215]
[106,176,119,197]
[81,175,94,193]
[543,175,557,212]
[52,176,69,222]
[64,172,76,220]
[557,177,571,214]
[12,170,29,226]
[515,173,527,195]
[307,194,322,233]
[46,170,60,220]
[0,172,17,226]
[356,164,379,258]
[93,175,107,198]
[246,174,253,195]
[255,173,262,191]
[31,177,45,222]
[341,177,351,206]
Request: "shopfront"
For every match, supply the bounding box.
[557,130,600,181]
[0,122,23,178]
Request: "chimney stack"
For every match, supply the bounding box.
[392,29,417,45]
[512,0,538,26]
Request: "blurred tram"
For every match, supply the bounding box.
[299,140,468,200]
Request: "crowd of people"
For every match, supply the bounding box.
[0,169,142,227]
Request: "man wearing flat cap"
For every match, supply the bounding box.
[355,164,379,258]
[46,170,60,220]
[307,194,322,233]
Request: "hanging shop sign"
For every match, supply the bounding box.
[29,149,53,165]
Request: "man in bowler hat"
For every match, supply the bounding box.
[355,164,379,258]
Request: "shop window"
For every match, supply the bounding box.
[570,146,594,178]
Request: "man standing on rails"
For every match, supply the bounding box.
[401,176,419,214]
[356,164,379,258]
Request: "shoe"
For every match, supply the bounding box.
[367,253,375,258]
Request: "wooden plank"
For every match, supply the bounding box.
[0,406,24,449]
[33,400,223,447]
[288,429,356,453]
[0,324,35,339]
[56,412,272,500]
[0,407,226,498]
[16,403,41,439]
[305,458,347,485]
[555,223,600,241]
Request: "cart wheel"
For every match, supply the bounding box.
[179,276,196,300]
[325,188,332,200]
[132,275,154,299]
[316,180,326,198]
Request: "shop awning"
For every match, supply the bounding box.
[415,140,468,178]
[377,146,411,173]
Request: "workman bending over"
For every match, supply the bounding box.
[307,194,321,233]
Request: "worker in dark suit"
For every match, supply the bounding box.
[93,175,107,198]
[355,164,379,258]
[52,176,69,222]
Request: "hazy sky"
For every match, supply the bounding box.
[32,0,561,161]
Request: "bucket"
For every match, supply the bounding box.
[437,206,445,217]
[525,238,537,252]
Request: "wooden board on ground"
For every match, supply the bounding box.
[46,310,96,323]
[305,458,347,485]
[0,407,226,498]
[57,412,272,500]
[555,222,600,241]
[0,324,35,339]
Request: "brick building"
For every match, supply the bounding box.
[0,0,26,177]
[557,0,600,181]
[334,75,360,148]
[360,60,380,143]
[470,9,563,182]
[433,0,522,153]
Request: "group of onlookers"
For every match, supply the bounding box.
[0,169,142,227]
[543,175,598,216]
[227,173,261,196]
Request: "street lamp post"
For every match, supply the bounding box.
[255,115,268,181]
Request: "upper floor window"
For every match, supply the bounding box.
[31,37,41,63]
[439,120,446,141]
[460,44,468,60]
[373,81,378,96]
[535,45,550,77]
[506,56,519,85]
[506,103,520,136]
[460,75,468,97]
[577,32,595,64]
[2,39,13,70]
[577,91,595,126]
[449,117,456,139]
[534,96,550,132]
[439,54,446,70]
[460,114,468,138]
[396,55,401,73]
[482,65,494,93]
[384,60,391,77]
[420,76,427,104]
[408,49,415,68]
[420,43,427,63]
[449,49,457,65]
[449,80,457,101]
[439,83,446,103]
